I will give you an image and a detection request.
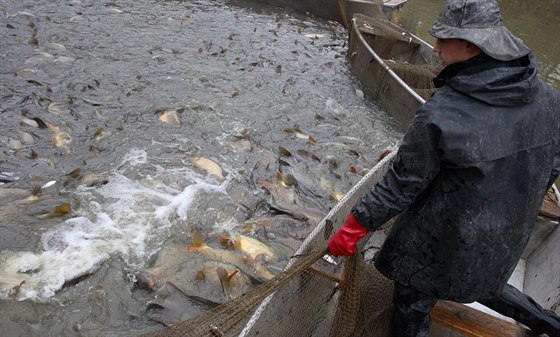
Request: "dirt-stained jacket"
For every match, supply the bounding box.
[353,53,560,302]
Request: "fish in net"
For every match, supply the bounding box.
[138,154,398,337]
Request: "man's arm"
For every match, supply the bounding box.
[352,107,442,231]
[328,106,443,256]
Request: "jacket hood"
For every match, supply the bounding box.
[435,53,540,107]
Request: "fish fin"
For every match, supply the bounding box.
[66,167,81,178]
[217,236,232,248]
[216,267,231,295]
[232,237,242,250]
[39,202,71,218]
[22,185,42,203]
[276,171,288,187]
[216,267,228,283]
[187,229,206,251]
[195,270,206,281]
[31,185,42,196]
[227,269,240,283]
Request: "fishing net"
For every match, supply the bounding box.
[351,11,442,102]
[138,153,398,337]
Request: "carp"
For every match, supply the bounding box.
[186,229,275,283]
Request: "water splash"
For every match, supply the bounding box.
[0,149,226,301]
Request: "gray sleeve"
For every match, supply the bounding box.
[352,107,442,231]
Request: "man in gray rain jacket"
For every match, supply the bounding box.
[328,0,560,336]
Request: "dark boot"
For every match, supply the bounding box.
[478,284,560,337]
[392,282,438,337]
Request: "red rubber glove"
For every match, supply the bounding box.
[328,212,368,256]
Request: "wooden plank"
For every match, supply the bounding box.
[431,300,529,337]
[539,187,560,220]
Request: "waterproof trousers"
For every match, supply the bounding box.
[392,282,560,337]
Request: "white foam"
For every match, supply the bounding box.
[0,149,228,301]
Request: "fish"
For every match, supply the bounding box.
[51,130,72,153]
[218,234,275,262]
[296,149,321,162]
[93,128,108,140]
[21,185,43,203]
[0,188,33,203]
[82,97,111,106]
[258,176,327,226]
[133,271,156,290]
[355,88,364,99]
[378,147,395,161]
[48,42,66,52]
[0,185,51,206]
[16,68,42,76]
[139,244,251,301]
[283,127,318,144]
[47,123,72,154]
[37,202,71,219]
[53,56,75,64]
[196,262,252,300]
[47,102,70,115]
[277,157,331,201]
[66,168,81,179]
[304,33,325,39]
[29,35,38,45]
[186,229,275,283]
[191,157,225,182]
[106,7,124,13]
[158,109,181,125]
[20,118,39,128]
[146,281,218,326]
[257,179,299,216]
[8,138,22,150]
[62,168,81,187]
[79,173,110,187]
[278,146,292,157]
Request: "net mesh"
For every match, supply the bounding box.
[352,12,442,101]
[387,60,440,100]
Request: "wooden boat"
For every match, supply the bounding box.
[239,10,560,337]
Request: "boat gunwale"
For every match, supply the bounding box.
[350,15,431,107]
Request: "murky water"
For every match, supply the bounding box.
[388,0,560,90]
[0,0,400,336]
